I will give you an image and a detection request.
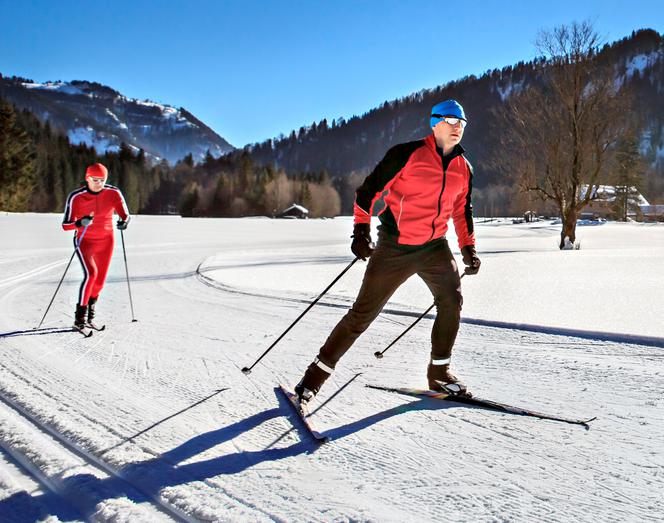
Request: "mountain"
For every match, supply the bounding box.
[240,29,664,210]
[0,76,235,164]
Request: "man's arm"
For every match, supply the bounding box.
[353,140,423,224]
[112,189,130,221]
[62,191,81,231]
[453,159,480,274]
[452,159,475,249]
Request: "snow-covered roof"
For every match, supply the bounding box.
[581,185,650,206]
[281,203,309,214]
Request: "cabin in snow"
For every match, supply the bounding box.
[276,203,309,219]
[580,185,662,221]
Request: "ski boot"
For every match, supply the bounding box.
[86,296,105,330]
[294,357,333,404]
[74,304,88,331]
[87,296,97,323]
[427,360,468,396]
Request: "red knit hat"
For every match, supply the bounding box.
[85,163,108,182]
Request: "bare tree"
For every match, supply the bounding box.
[499,21,629,248]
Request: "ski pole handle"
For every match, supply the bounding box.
[76,222,90,248]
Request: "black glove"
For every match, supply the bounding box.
[461,245,481,275]
[116,219,129,230]
[75,215,93,227]
[351,223,375,260]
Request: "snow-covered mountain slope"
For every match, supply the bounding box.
[245,30,664,192]
[0,77,234,163]
[0,215,662,521]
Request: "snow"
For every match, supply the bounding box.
[0,213,662,521]
[203,217,664,340]
[495,79,524,101]
[67,127,120,153]
[104,108,128,131]
[131,99,196,128]
[624,50,662,79]
[22,82,87,97]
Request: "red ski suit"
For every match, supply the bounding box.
[62,184,130,306]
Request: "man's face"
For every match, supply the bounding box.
[87,177,106,191]
[432,116,465,149]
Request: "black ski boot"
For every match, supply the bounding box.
[87,296,97,323]
[427,361,468,396]
[85,296,105,330]
[294,357,333,403]
[74,304,88,330]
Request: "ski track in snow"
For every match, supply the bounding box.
[0,214,662,522]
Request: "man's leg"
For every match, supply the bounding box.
[416,240,465,393]
[297,239,415,400]
[90,236,115,299]
[85,236,114,324]
[74,237,98,328]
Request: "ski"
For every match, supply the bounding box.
[278,385,329,443]
[86,322,106,331]
[72,326,93,338]
[366,385,596,429]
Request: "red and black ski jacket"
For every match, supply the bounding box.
[62,184,130,239]
[354,134,475,248]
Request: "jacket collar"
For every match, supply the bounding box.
[424,134,465,157]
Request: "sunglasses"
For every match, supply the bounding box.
[432,114,467,129]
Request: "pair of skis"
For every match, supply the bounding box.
[279,383,596,443]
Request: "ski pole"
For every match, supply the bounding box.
[374,272,466,359]
[120,228,138,322]
[242,257,359,374]
[35,224,90,329]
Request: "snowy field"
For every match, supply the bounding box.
[0,213,662,522]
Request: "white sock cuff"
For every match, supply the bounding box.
[314,357,334,374]
[431,357,451,366]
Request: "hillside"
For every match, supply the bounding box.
[0,77,234,164]
[241,29,664,211]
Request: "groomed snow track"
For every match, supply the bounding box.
[0,390,195,522]
[196,261,664,349]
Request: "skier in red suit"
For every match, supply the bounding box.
[62,163,130,329]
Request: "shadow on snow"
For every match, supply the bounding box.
[0,381,457,521]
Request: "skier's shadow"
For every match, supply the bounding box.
[322,395,455,440]
[0,327,74,339]
[0,385,452,521]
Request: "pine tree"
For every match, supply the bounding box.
[0,100,36,211]
[180,184,200,217]
[612,135,645,221]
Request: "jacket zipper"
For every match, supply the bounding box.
[397,195,405,227]
[428,161,447,242]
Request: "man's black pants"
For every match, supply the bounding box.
[317,231,462,369]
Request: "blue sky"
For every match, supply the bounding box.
[1,0,662,147]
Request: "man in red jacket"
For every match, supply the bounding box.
[295,100,480,402]
[62,163,130,330]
